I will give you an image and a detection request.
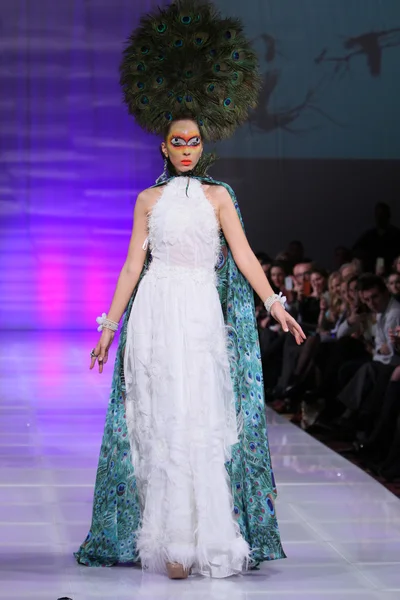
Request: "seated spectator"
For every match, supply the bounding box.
[255,251,272,275]
[386,272,400,301]
[269,260,325,407]
[289,260,323,335]
[392,254,400,275]
[336,275,374,341]
[268,261,295,306]
[318,271,342,334]
[339,262,358,282]
[336,274,400,430]
[349,327,400,481]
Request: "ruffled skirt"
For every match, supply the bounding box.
[123,261,249,577]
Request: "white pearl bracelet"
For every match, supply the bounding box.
[264,292,287,314]
[96,313,119,332]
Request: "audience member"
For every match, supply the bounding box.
[387,272,400,301]
[334,275,400,429]
[339,262,358,281]
[256,235,400,480]
[255,251,272,275]
[268,261,295,305]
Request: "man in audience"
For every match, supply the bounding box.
[270,260,321,407]
[336,274,400,429]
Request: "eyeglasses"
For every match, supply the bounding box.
[294,270,311,281]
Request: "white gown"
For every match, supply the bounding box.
[123,177,250,577]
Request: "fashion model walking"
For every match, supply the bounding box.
[75,0,305,579]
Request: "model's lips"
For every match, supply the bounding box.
[181,160,192,165]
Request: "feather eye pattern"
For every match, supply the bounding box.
[119,0,261,141]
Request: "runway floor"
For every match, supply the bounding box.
[1,331,400,600]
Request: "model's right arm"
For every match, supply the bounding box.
[106,190,151,324]
[90,189,156,373]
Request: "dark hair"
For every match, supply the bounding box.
[358,273,388,294]
[269,260,287,274]
[293,258,314,268]
[346,274,359,289]
[288,240,304,250]
[386,271,400,281]
[256,251,272,265]
[310,266,328,279]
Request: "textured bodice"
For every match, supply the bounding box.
[147,178,220,277]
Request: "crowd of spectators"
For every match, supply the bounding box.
[255,202,400,482]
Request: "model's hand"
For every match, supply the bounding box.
[270,303,306,345]
[90,329,115,373]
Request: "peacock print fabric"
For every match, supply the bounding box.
[74,176,286,568]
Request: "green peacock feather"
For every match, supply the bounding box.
[120,0,261,141]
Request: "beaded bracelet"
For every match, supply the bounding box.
[96,313,119,332]
[264,292,287,314]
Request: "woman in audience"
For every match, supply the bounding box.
[392,255,400,275]
[269,262,295,306]
[387,272,400,301]
[318,272,342,334]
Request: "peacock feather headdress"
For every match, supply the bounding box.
[120,0,261,141]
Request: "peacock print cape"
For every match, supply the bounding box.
[74,176,286,567]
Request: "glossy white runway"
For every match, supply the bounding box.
[1,331,400,600]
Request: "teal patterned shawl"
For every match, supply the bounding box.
[74,176,286,567]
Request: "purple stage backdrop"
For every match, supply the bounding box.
[1,0,400,329]
[1,0,167,329]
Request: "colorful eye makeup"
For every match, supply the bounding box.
[168,133,201,148]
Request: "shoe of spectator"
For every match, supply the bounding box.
[363,459,385,477]
[268,386,284,401]
[300,398,326,430]
[270,398,292,414]
[338,444,357,456]
[290,408,302,425]
[283,379,309,399]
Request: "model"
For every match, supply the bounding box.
[75,0,305,579]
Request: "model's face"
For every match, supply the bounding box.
[270,267,285,287]
[162,120,203,174]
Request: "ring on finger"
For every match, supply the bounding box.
[90,348,98,358]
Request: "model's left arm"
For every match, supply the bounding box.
[217,186,306,345]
